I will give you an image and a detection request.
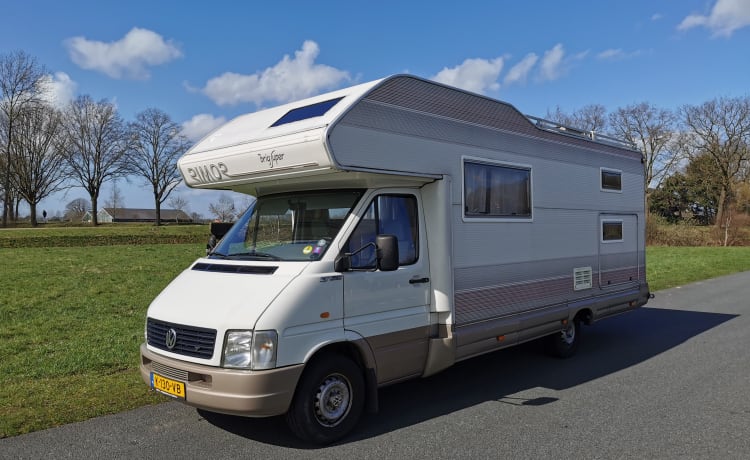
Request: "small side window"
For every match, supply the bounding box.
[601,168,622,192]
[602,220,623,242]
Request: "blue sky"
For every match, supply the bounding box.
[3,0,749,218]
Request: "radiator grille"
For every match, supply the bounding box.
[147,318,217,359]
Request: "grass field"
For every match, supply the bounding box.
[646,246,750,291]
[0,243,202,437]
[0,224,208,248]
[1,226,749,438]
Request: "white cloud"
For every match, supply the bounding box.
[677,0,750,37]
[181,114,227,142]
[596,48,642,60]
[573,50,590,61]
[538,43,566,81]
[651,13,663,21]
[65,27,182,79]
[431,57,504,94]
[201,40,350,106]
[504,53,538,86]
[41,72,77,108]
[597,49,624,60]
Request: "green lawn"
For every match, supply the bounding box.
[1,240,749,438]
[0,224,208,248]
[646,246,750,291]
[0,243,201,437]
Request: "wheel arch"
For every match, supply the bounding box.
[573,307,594,326]
[300,337,379,413]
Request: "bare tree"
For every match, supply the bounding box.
[62,95,128,225]
[125,108,190,225]
[546,104,608,133]
[609,102,680,200]
[0,50,48,226]
[208,194,236,222]
[9,103,68,226]
[0,110,7,215]
[167,194,189,223]
[64,197,89,222]
[680,96,750,232]
[168,194,188,211]
[104,180,125,221]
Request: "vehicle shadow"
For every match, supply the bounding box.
[198,307,736,448]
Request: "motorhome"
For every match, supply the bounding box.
[140,75,650,444]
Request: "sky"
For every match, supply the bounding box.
[2,0,749,219]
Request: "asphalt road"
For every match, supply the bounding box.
[2,272,750,459]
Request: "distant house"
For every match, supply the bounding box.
[83,208,193,224]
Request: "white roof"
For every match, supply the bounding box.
[184,79,384,157]
[178,74,640,192]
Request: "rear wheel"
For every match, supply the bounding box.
[286,354,365,444]
[546,319,581,358]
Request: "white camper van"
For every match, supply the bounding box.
[140,75,650,444]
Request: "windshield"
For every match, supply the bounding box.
[210,190,363,261]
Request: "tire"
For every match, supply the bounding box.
[546,319,581,359]
[285,354,365,445]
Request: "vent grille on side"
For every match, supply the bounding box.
[574,267,593,291]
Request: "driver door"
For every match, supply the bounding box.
[342,192,431,384]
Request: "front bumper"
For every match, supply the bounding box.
[140,343,304,417]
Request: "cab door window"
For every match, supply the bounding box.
[345,195,418,269]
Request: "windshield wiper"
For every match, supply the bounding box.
[209,251,229,259]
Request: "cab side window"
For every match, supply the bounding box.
[345,195,418,269]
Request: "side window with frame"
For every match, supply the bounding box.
[602,220,624,242]
[345,195,419,269]
[464,160,532,219]
[601,168,622,192]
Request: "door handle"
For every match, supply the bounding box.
[409,277,430,284]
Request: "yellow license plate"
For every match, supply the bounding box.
[151,372,186,399]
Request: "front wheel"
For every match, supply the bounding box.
[286,354,365,445]
[546,319,581,358]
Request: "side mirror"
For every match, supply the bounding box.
[334,254,351,272]
[209,222,233,240]
[376,235,399,271]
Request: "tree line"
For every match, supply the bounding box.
[1,50,191,227]
[547,95,750,245]
[4,50,749,234]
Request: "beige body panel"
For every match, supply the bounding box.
[140,344,303,417]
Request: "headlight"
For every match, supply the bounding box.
[223,330,277,370]
[223,330,253,368]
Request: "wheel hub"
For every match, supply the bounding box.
[561,323,576,344]
[314,374,351,427]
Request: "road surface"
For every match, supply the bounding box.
[2,272,749,459]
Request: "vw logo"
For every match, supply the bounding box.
[165,328,178,350]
